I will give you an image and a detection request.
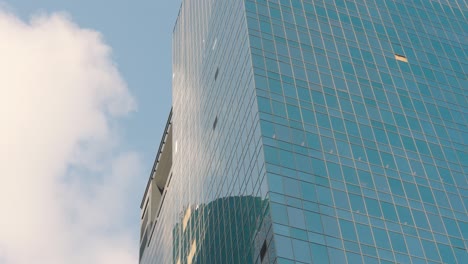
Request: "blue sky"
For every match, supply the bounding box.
[3,0,182,167]
[0,0,181,263]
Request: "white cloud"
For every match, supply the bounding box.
[0,9,140,264]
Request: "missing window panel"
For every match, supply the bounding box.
[215,67,219,80]
[213,116,218,130]
[260,240,267,261]
[395,54,408,62]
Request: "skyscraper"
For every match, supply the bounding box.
[140,0,467,263]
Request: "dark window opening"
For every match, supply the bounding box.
[260,240,267,262]
[214,67,219,80]
[213,116,218,130]
[157,186,164,194]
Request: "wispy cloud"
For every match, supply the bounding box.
[0,9,139,264]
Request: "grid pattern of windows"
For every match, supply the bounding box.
[143,0,467,263]
[141,0,274,263]
[247,0,467,263]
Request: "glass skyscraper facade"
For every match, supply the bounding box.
[140,0,467,263]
